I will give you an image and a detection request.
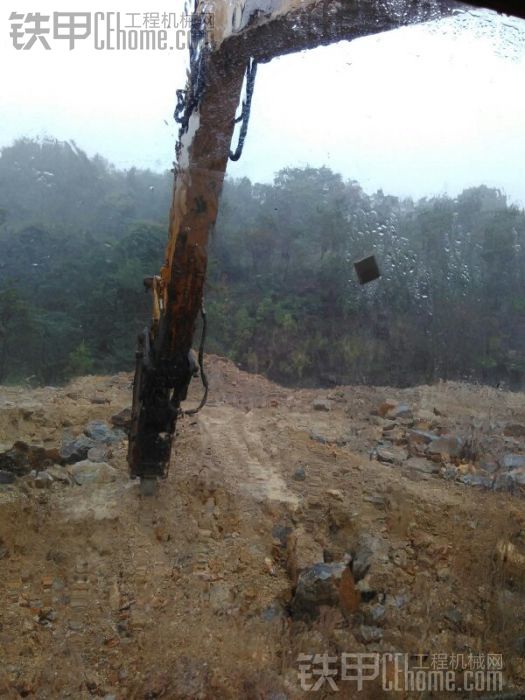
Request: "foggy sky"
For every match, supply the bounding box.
[1,3,525,204]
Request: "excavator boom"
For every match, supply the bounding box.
[127,0,521,489]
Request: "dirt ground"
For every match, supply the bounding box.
[1,355,525,698]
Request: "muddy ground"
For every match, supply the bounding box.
[1,355,525,698]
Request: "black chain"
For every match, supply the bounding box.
[229,58,258,162]
[173,7,210,157]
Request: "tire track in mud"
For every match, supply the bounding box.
[197,406,299,506]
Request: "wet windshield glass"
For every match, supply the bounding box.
[2,3,525,698]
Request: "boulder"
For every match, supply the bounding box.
[478,459,499,474]
[414,409,438,425]
[84,420,125,445]
[407,429,436,447]
[90,396,110,405]
[291,562,359,619]
[376,446,407,465]
[45,465,71,484]
[0,441,59,476]
[444,607,463,627]
[312,399,332,412]
[460,474,493,488]
[426,435,462,459]
[405,457,439,474]
[493,473,515,492]
[87,445,110,463]
[351,534,389,581]
[381,426,405,445]
[509,468,525,486]
[60,435,96,464]
[69,460,118,486]
[443,465,458,480]
[110,407,132,431]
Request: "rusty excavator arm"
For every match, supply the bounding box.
[127,0,523,491]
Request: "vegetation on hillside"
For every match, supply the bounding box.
[1,137,524,388]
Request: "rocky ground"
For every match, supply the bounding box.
[1,356,525,698]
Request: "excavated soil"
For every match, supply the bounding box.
[1,355,525,698]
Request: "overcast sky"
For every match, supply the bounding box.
[1,2,525,203]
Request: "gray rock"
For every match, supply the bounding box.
[110,407,132,431]
[501,454,525,471]
[405,457,439,474]
[87,445,110,463]
[70,460,118,486]
[261,602,283,622]
[509,468,525,486]
[60,435,96,464]
[352,534,389,581]
[46,465,71,484]
[479,459,499,474]
[291,562,347,619]
[376,446,408,465]
[272,523,293,547]
[312,399,332,412]
[460,473,493,488]
[293,466,306,481]
[407,429,436,446]
[444,607,463,626]
[90,396,110,405]
[84,420,125,445]
[68,620,83,631]
[363,494,386,507]
[426,435,462,459]
[414,409,439,423]
[309,431,329,444]
[0,469,16,484]
[352,548,372,582]
[381,420,397,432]
[369,604,386,622]
[493,473,515,492]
